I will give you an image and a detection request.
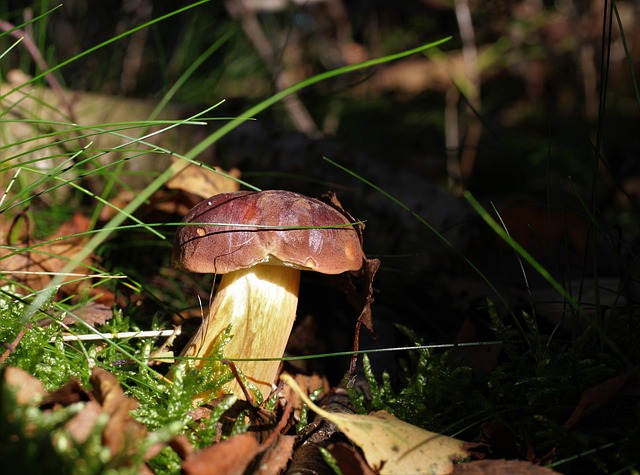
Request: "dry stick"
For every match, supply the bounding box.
[224,0,321,138]
[453,0,482,193]
[0,323,31,364]
[444,86,462,194]
[1,15,105,193]
[53,328,181,342]
[117,0,153,94]
[0,18,77,124]
[223,359,256,404]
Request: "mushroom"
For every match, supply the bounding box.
[172,190,365,400]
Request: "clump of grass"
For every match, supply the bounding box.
[349,297,640,472]
[349,327,482,436]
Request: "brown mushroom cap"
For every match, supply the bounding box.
[172,190,364,275]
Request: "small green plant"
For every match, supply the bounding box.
[349,327,481,436]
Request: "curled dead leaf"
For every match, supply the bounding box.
[0,213,114,305]
[90,367,147,458]
[2,366,47,405]
[281,374,468,475]
[183,433,261,475]
[564,366,639,429]
[279,371,329,415]
[328,442,378,475]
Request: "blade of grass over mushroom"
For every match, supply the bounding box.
[2,104,229,235]
[94,31,237,220]
[160,340,502,364]
[322,156,509,310]
[0,119,211,159]
[1,119,206,204]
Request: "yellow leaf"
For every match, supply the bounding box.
[281,374,468,475]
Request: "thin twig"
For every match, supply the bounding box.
[224,0,321,138]
[0,18,77,123]
[51,328,182,343]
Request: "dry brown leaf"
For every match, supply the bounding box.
[98,186,204,220]
[282,374,468,475]
[182,433,262,475]
[452,459,561,474]
[254,434,296,475]
[2,366,47,405]
[42,378,89,408]
[1,213,92,292]
[279,371,330,415]
[63,400,103,444]
[4,366,155,470]
[90,367,147,458]
[37,301,114,329]
[0,213,114,304]
[320,192,379,334]
[168,434,194,460]
[68,302,114,326]
[328,442,379,475]
[564,366,639,429]
[98,189,136,221]
[167,159,242,199]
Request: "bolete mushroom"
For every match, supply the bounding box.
[172,190,365,400]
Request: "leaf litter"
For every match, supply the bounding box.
[281,373,469,474]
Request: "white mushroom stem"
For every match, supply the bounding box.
[181,264,300,401]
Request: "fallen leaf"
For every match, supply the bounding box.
[42,378,89,408]
[3,366,155,470]
[278,371,329,415]
[564,366,639,429]
[2,366,47,405]
[452,459,561,474]
[0,213,114,304]
[63,400,103,444]
[39,301,114,328]
[281,374,468,474]
[90,367,147,458]
[167,159,241,199]
[182,399,294,475]
[97,189,136,221]
[168,434,194,460]
[321,191,380,333]
[328,442,379,475]
[182,433,261,475]
[254,434,295,475]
